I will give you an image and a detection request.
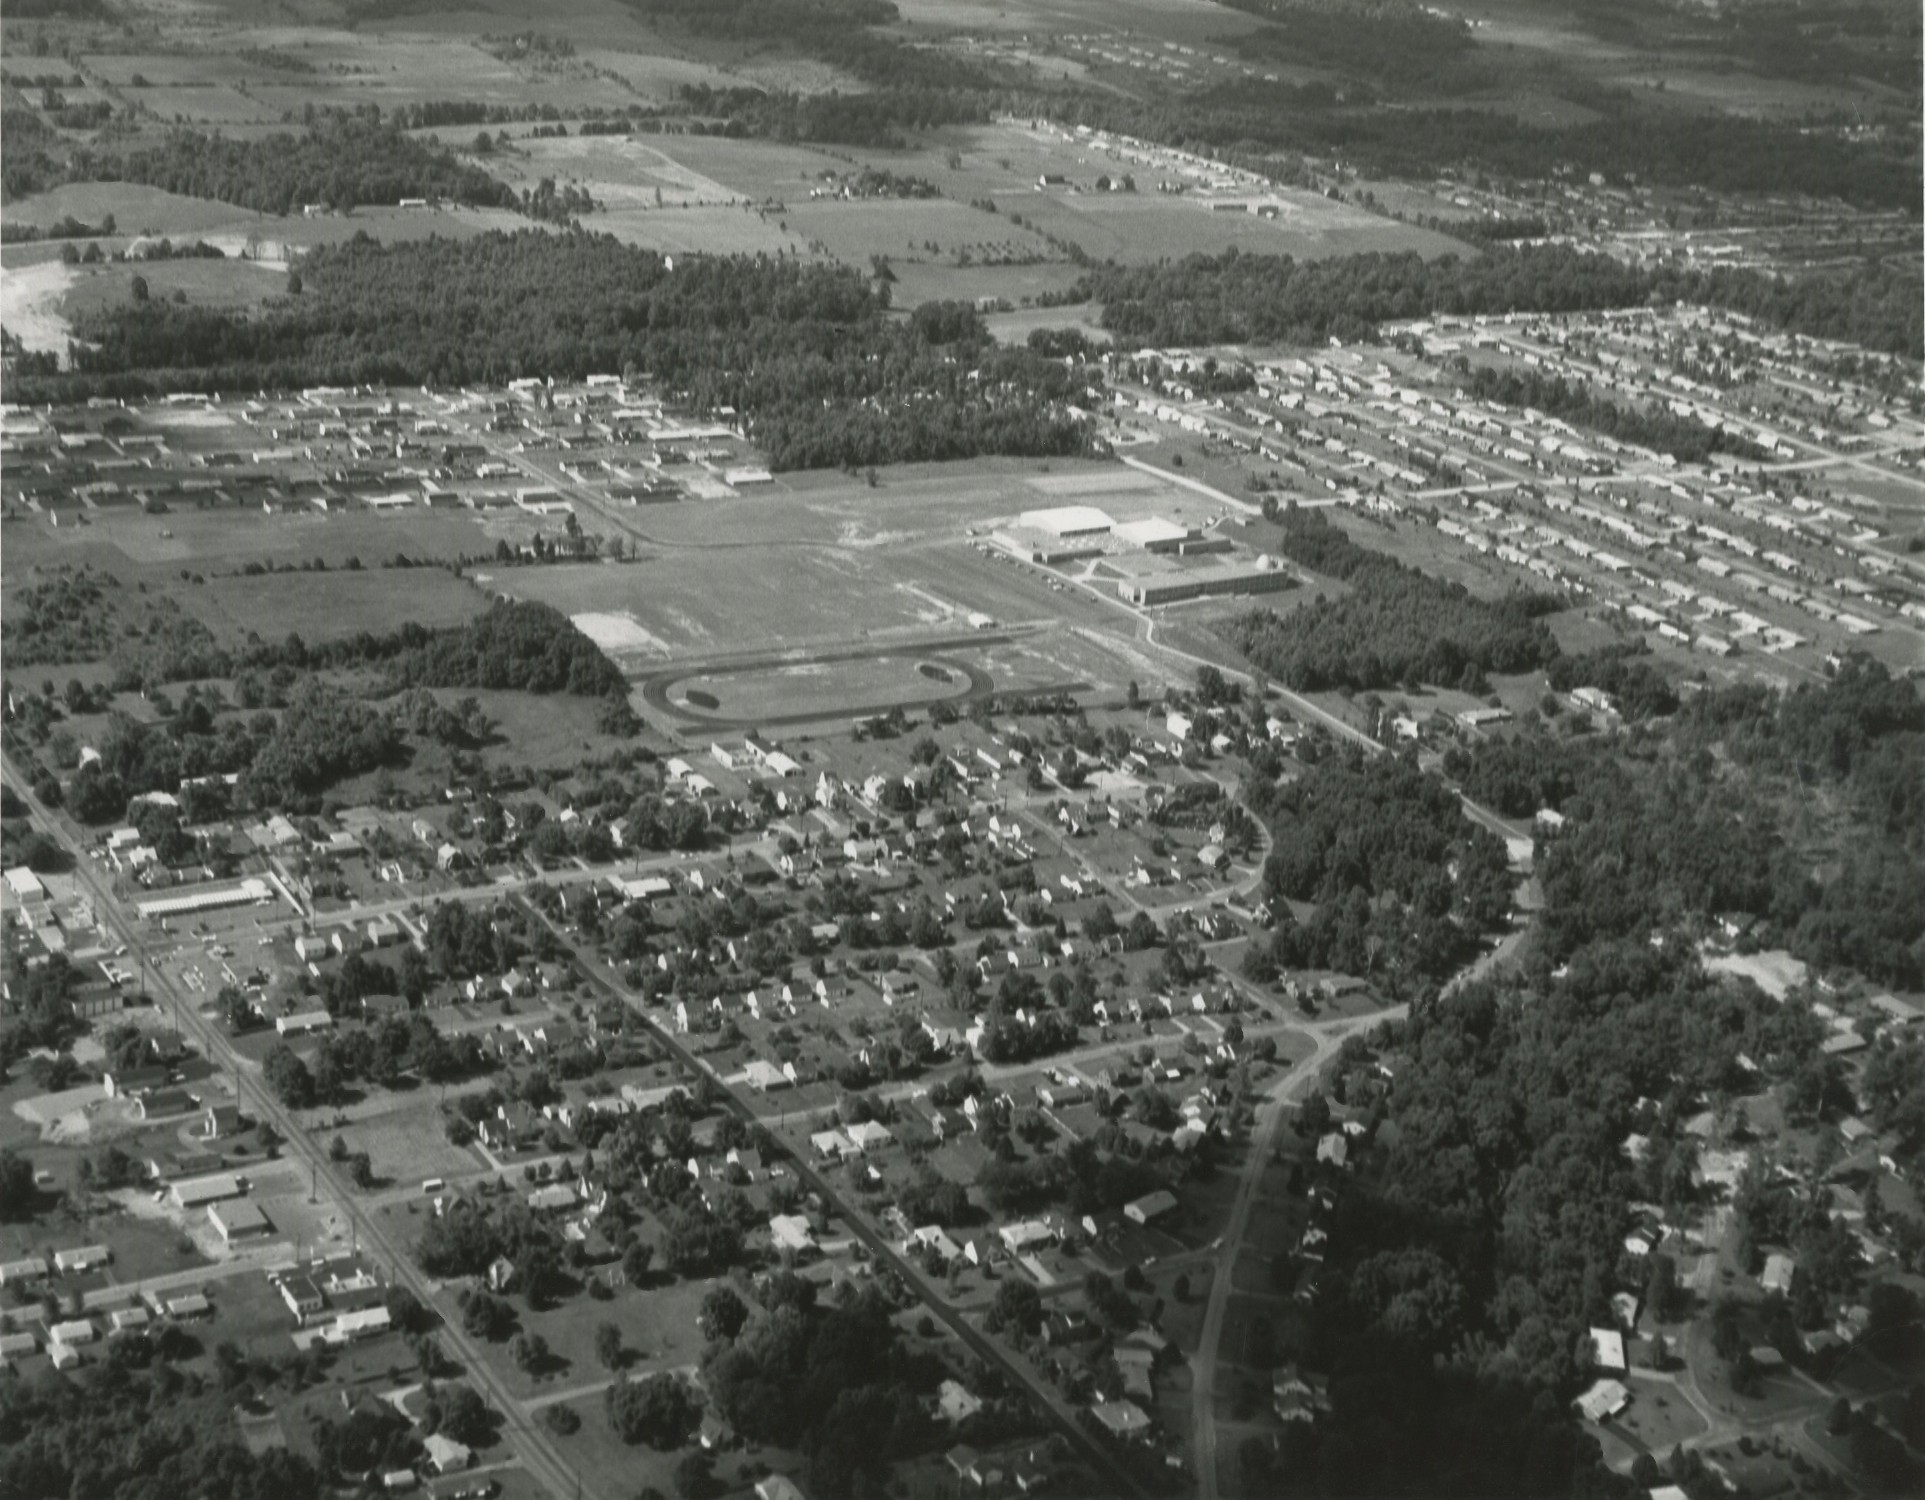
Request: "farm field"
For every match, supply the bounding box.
[991,188,1468,263]
[590,204,806,257]
[5,504,504,576]
[185,567,492,646]
[784,197,1056,266]
[60,255,290,319]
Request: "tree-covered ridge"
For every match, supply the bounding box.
[1075,247,1924,359]
[13,115,518,212]
[1229,508,1561,694]
[21,232,1101,472]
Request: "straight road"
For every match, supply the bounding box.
[513,894,1156,1500]
[1,754,592,1500]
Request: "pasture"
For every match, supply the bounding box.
[186,566,490,645]
[4,502,502,581]
[993,188,1468,263]
[782,197,1057,267]
[60,255,289,320]
[592,205,807,257]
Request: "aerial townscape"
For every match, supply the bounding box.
[0,1,1920,1499]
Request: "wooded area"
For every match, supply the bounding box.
[7,113,517,212]
[16,232,1101,472]
[1078,248,1923,359]
[1230,508,1561,693]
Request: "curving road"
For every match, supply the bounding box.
[1189,1008,1404,1500]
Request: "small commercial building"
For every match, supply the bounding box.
[208,1199,272,1244]
[171,1174,242,1210]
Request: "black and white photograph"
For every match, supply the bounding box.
[0,1,1921,1497]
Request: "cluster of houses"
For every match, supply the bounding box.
[0,1246,214,1371]
[274,1258,396,1348]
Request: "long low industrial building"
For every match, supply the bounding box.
[135,877,277,921]
[1114,555,1295,606]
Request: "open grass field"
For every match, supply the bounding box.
[671,654,972,723]
[890,260,1088,310]
[186,566,490,645]
[637,134,855,203]
[3,504,502,582]
[491,457,1219,665]
[995,187,1469,263]
[479,134,748,207]
[590,205,806,257]
[60,255,290,320]
[141,82,284,125]
[324,1091,485,1188]
[784,197,1057,266]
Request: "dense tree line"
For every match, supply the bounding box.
[0,1341,322,1500]
[674,82,987,151]
[1464,364,1767,465]
[1076,247,1922,359]
[1545,644,1678,722]
[1243,749,1513,986]
[622,0,895,39]
[703,1279,942,1496]
[59,115,517,216]
[5,568,122,665]
[1230,508,1560,693]
[1681,659,1925,987]
[20,232,1100,472]
[1275,941,1815,1496]
[1459,659,1925,986]
[390,600,626,698]
[0,953,85,1073]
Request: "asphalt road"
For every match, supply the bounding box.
[1,754,592,1500]
[513,893,1157,1500]
[1189,1009,1404,1500]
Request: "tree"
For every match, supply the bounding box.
[622,1238,655,1286]
[510,1330,550,1374]
[699,1285,749,1344]
[263,1044,317,1108]
[595,1320,624,1370]
[461,1291,514,1341]
[988,1279,1042,1337]
[675,1448,718,1500]
[0,1150,36,1221]
[432,1383,492,1446]
[605,1374,701,1449]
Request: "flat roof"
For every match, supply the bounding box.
[1113,517,1192,546]
[208,1199,271,1234]
[1018,504,1115,536]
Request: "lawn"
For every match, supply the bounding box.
[187,566,490,645]
[1613,1374,1711,1454]
[61,256,291,322]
